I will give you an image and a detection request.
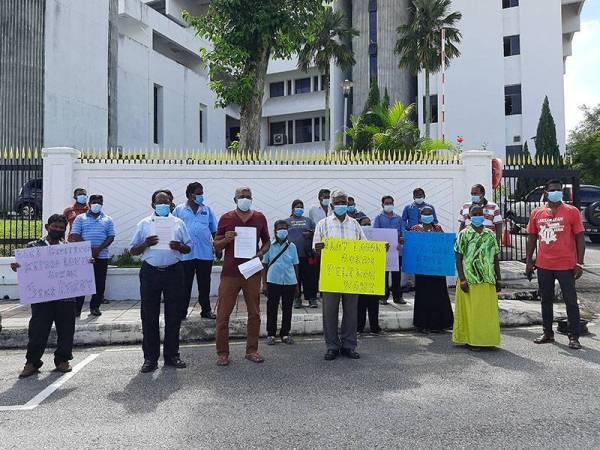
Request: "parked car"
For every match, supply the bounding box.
[14,178,42,219]
[505,184,600,243]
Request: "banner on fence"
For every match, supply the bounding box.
[15,241,96,304]
[319,238,386,295]
[402,231,456,277]
[362,227,400,271]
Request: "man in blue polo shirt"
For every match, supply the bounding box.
[173,182,218,320]
[373,195,406,305]
[71,194,116,317]
[401,187,438,230]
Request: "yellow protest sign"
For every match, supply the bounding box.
[319,238,386,295]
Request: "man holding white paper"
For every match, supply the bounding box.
[129,190,192,374]
[213,187,270,366]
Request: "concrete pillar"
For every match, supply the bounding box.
[42,147,79,222]
[461,150,494,198]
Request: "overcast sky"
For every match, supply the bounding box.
[564,1,600,137]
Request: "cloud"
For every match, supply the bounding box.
[564,18,600,136]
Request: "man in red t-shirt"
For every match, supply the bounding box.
[63,188,89,242]
[526,179,586,349]
[213,187,271,366]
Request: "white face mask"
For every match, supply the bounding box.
[321,199,330,207]
[237,198,252,212]
[383,205,394,213]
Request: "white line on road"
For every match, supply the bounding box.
[0,353,99,412]
[0,304,24,313]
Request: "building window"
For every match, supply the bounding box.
[369,54,378,82]
[287,80,292,96]
[368,11,377,43]
[422,95,438,123]
[295,118,313,143]
[270,81,285,98]
[505,84,522,115]
[321,75,326,91]
[368,0,377,12]
[314,117,321,142]
[199,104,206,143]
[313,76,319,91]
[287,121,294,144]
[368,0,377,83]
[502,0,519,8]
[270,121,287,146]
[295,78,311,94]
[506,145,523,158]
[322,116,326,140]
[153,84,163,145]
[503,35,520,56]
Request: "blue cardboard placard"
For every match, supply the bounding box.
[402,231,456,277]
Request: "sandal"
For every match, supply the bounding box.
[281,336,294,345]
[245,352,265,363]
[216,354,230,366]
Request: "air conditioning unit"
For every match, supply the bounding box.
[513,135,521,143]
[273,134,285,145]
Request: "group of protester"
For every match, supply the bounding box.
[11,178,586,378]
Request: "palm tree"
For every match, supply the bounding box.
[371,101,422,154]
[395,0,462,138]
[297,5,359,151]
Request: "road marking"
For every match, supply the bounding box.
[0,304,23,313]
[0,353,99,412]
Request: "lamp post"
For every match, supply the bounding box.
[341,79,353,147]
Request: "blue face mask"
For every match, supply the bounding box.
[90,203,102,214]
[333,205,348,216]
[76,195,88,204]
[237,197,252,212]
[347,206,356,213]
[293,207,304,217]
[155,204,171,217]
[276,229,288,240]
[547,191,563,203]
[471,195,481,204]
[421,215,434,224]
[470,216,485,227]
[194,194,204,205]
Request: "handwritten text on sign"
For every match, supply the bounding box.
[319,238,386,295]
[15,241,96,305]
[402,231,456,277]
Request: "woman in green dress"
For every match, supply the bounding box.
[453,204,502,349]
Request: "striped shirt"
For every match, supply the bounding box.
[71,211,116,259]
[313,214,366,248]
[458,201,502,231]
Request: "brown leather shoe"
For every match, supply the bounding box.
[55,361,72,373]
[534,332,555,344]
[568,337,582,350]
[19,363,40,379]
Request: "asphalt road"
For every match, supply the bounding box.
[1,326,600,449]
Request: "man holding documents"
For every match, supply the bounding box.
[129,191,192,373]
[313,189,366,361]
[213,187,270,366]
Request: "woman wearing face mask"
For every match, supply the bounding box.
[410,207,453,333]
[262,220,299,345]
[453,205,502,350]
[286,200,318,309]
[458,184,503,245]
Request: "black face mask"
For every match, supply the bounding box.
[48,230,65,241]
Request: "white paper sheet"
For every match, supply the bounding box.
[151,216,176,250]
[238,257,263,280]
[363,227,400,271]
[234,226,257,259]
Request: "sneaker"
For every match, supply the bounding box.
[266,336,276,345]
[393,297,407,305]
[293,298,303,309]
[534,332,555,344]
[568,337,582,350]
[309,299,319,309]
[281,336,294,345]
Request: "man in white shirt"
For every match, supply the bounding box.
[308,189,331,224]
[313,189,366,361]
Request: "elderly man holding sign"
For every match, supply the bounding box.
[313,190,386,361]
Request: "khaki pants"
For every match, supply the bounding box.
[216,274,261,356]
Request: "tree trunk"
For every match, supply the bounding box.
[239,45,271,154]
[324,69,330,152]
[424,69,431,139]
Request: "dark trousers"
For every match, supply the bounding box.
[182,259,213,318]
[298,257,318,300]
[90,258,109,310]
[385,268,402,301]
[26,301,76,366]
[322,292,358,351]
[75,296,85,316]
[140,262,184,362]
[357,295,381,333]
[537,268,581,337]
[266,283,296,337]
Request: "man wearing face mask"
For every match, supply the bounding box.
[71,194,115,317]
[173,182,218,320]
[401,188,438,231]
[313,189,366,361]
[11,214,78,378]
[458,184,502,244]
[63,188,89,242]
[309,189,331,223]
[213,187,271,366]
[374,195,406,305]
[526,179,586,350]
[129,190,192,373]
[347,196,367,221]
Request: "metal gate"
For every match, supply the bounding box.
[493,156,580,262]
[0,149,43,257]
